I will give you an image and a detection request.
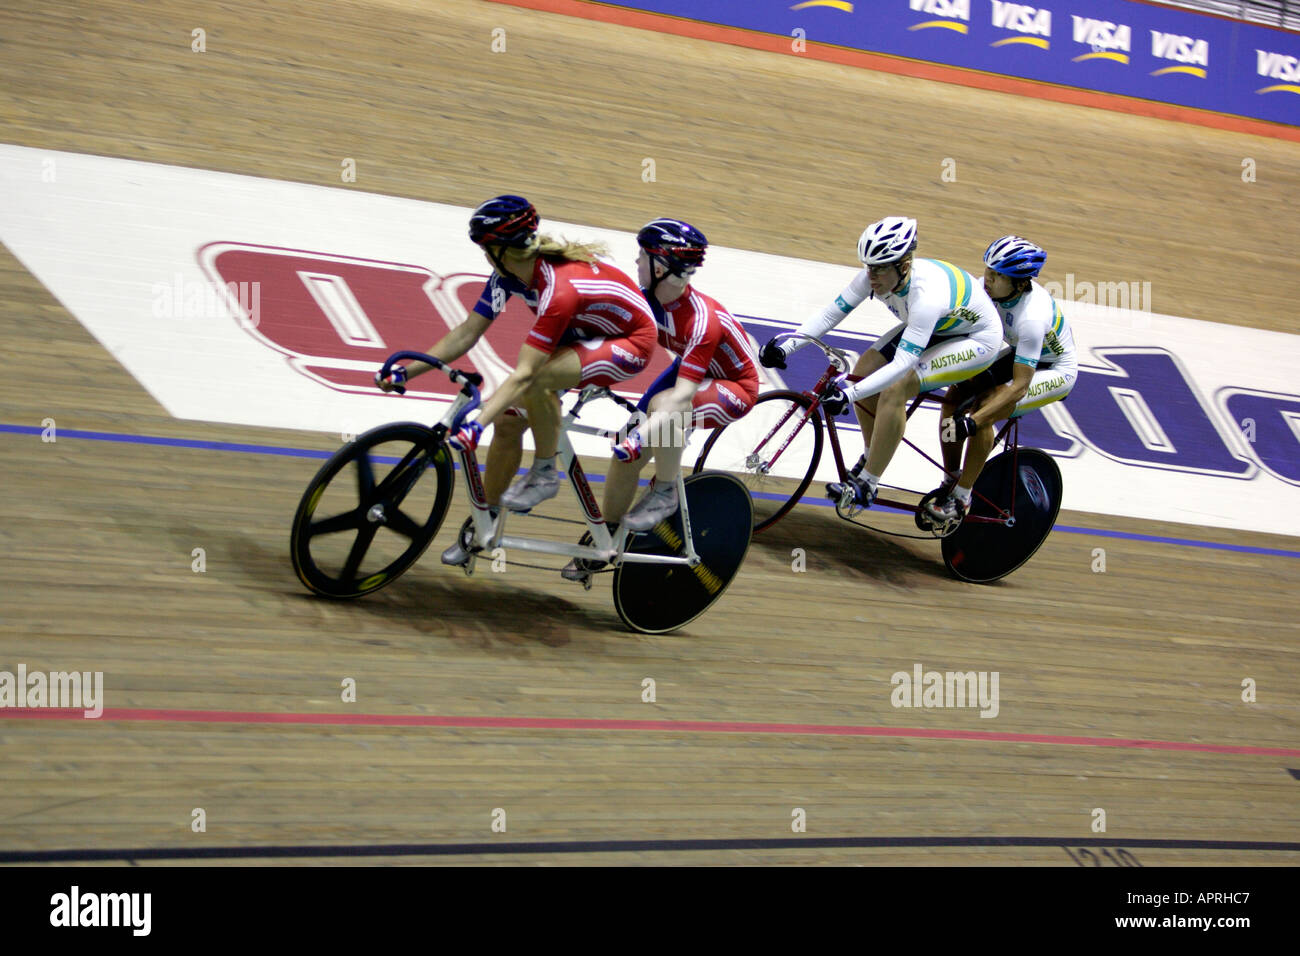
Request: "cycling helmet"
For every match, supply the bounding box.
[469,195,539,248]
[983,235,1046,278]
[857,216,918,266]
[637,218,708,276]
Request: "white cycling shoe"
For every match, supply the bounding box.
[622,484,680,532]
[500,464,563,513]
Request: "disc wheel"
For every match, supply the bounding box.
[613,472,754,634]
[290,422,454,598]
[942,448,1063,583]
[691,390,823,533]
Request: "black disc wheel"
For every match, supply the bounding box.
[290,422,454,598]
[613,472,754,634]
[942,448,1063,583]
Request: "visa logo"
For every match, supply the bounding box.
[1151,31,1208,66]
[1072,16,1131,52]
[909,0,970,20]
[991,2,1050,37]
[1257,50,1299,80]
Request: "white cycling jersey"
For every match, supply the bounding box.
[993,280,1077,372]
[791,257,1002,401]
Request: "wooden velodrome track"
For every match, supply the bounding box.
[1,0,1298,866]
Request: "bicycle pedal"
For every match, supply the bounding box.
[836,485,864,517]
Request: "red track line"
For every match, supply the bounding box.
[483,0,1300,143]
[4,707,1298,757]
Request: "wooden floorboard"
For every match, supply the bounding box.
[0,0,1297,866]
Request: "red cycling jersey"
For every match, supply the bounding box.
[655,288,759,391]
[524,257,657,354]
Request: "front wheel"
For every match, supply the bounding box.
[942,447,1062,583]
[691,390,823,533]
[290,422,454,598]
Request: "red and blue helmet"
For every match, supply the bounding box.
[469,195,539,248]
[637,218,708,276]
[984,235,1047,279]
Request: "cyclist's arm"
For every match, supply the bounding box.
[842,312,936,402]
[969,362,1035,426]
[405,312,492,378]
[641,376,700,438]
[643,316,716,433]
[476,343,549,428]
[787,268,873,353]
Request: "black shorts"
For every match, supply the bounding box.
[962,351,1017,394]
[946,353,1063,409]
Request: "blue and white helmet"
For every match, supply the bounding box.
[984,235,1046,278]
[857,216,918,266]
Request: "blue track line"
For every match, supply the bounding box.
[4,423,1296,558]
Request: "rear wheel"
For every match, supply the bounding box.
[691,390,823,533]
[942,448,1062,583]
[613,472,753,634]
[290,422,454,598]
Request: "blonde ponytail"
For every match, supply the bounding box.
[530,233,610,264]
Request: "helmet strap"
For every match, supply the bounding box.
[892,257,912,294]
[647,255,685,303]
[486,244,533,285]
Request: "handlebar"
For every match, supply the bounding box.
[775,333,854,372]
[380,350,482,434]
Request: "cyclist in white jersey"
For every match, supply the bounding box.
[760,217,1001,508]
[922,235,1078,525]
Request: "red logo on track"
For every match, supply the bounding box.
[198,242,671,400]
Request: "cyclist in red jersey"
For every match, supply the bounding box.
[377,195,657,563]
[563,219,759,578]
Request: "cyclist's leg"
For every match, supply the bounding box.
[653,376,755,486]
[444,405,532,564]
[498,351,585,512]
[944,351,1014,481]
[603,360,678,525]
[1006,363,1076,419]
[862,369,920,484]
[956,413,997,493]
[524,329,654,515]
[483,408,528,505]
[520,349,584,459]
[954,364,1075,498]
[623,377,756,530]
[899,331,999,500]
[849,323,903,452]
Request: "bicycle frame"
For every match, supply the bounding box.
[438,385,704,570]
[823,391,1021,527]
[760,337,1022,527]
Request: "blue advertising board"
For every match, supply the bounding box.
[602,0,1300,126]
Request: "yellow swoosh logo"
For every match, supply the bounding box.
[908,20,968,33]
[991,36,1049,49]
[790,0,853,10]
[1150,65,1206,78]
[1072,51,1129,64]
[1256,84,1300,95]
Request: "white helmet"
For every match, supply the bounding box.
[857,216,918,266]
